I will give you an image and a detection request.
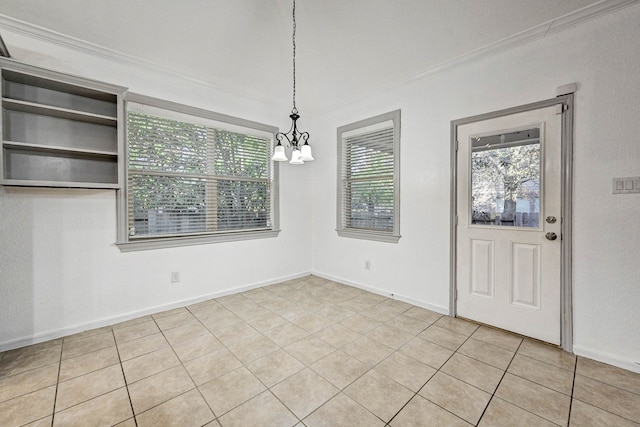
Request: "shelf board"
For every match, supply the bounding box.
[2,69,118,103]
[3,140,118,157]
[1,178,120,189]
[0,61,126,102]
[2,98,117,126]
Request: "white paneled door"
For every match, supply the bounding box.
[456,105,562,344]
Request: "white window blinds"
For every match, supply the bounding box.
[337,110,400,243]
[126,101,274,241]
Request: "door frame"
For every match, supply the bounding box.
[449,94,574,352]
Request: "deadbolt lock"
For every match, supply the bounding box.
[545,216,557,224]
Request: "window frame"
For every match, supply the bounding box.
[116,93,280,252]
[336,109,401,243]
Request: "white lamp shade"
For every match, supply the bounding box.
[300,144,314,161]
[289,149,304,165]
[272,145,288,162]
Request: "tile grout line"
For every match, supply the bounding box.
[186,297,319,424]
[403,323,484,426]
[569,369,640,424]
[474,335,523,425]
[385,318,526,426]
[311,306,423,426]
[113,328,139,427]
[308,306,463,425]
[407,323,578,426]
[49,337,64,427]
[572,369,640,397]
[116,317,194,422]
[296,304,415,426]
[512,351,576,373]
[365,313,458,426]
[503,353,577,399]
[211,284,324,424]
[183,302,227,424]
[187,291,290,423]
[566,356,578,426]
[246,286,355,425]
[486,338,577,426]
[34,339,129,425]
[217,284,401,425]
[147,313,221,424]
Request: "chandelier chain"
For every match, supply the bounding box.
[292,0,297,111]
[272,0,313,163]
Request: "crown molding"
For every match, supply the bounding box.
[547,0,638,34]
[0,14,270,105]
[385,0,638,90]
[314,0,639,117]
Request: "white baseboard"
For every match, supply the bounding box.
[310,271,449,315]
[7,269,639,378]
[0,271,310,352]
[573,344,640,374]
[312,273,640,375]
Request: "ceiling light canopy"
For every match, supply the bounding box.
[272,0,313,165]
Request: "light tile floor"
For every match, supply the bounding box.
[1,275,639,426]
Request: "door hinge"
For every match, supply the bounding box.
[454,288,458,301]
[455,215,458,226]
[455,140,459,152]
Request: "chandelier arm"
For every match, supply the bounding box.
[276,131,293,147]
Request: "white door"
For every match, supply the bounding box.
[456,105,562,344]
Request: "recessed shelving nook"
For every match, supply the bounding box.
[0,59,126,188]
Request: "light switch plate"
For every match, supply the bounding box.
[612,177,640,194]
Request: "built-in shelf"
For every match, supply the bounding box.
[1,179,120,189]
[3,140,118,157]
[2,69,118,102]
[0,58,126,188]
[2,98,117,127]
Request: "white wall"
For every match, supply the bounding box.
[0,31,312,349]
[310,5,640,371]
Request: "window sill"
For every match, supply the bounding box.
[336,229,401,243]
[117,229,280,252]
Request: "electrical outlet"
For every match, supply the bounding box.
[171,271,181,283]
[364,260,371,270]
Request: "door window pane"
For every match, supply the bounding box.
[471,128,541,228]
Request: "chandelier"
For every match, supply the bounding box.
[272,0,314,164]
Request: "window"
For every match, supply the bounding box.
[117,94,279,251]
[337,110,400,243]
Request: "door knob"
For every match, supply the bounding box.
[545,232,558,241]
[546,216,557,224]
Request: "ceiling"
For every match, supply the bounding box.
[0,0,618,114]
